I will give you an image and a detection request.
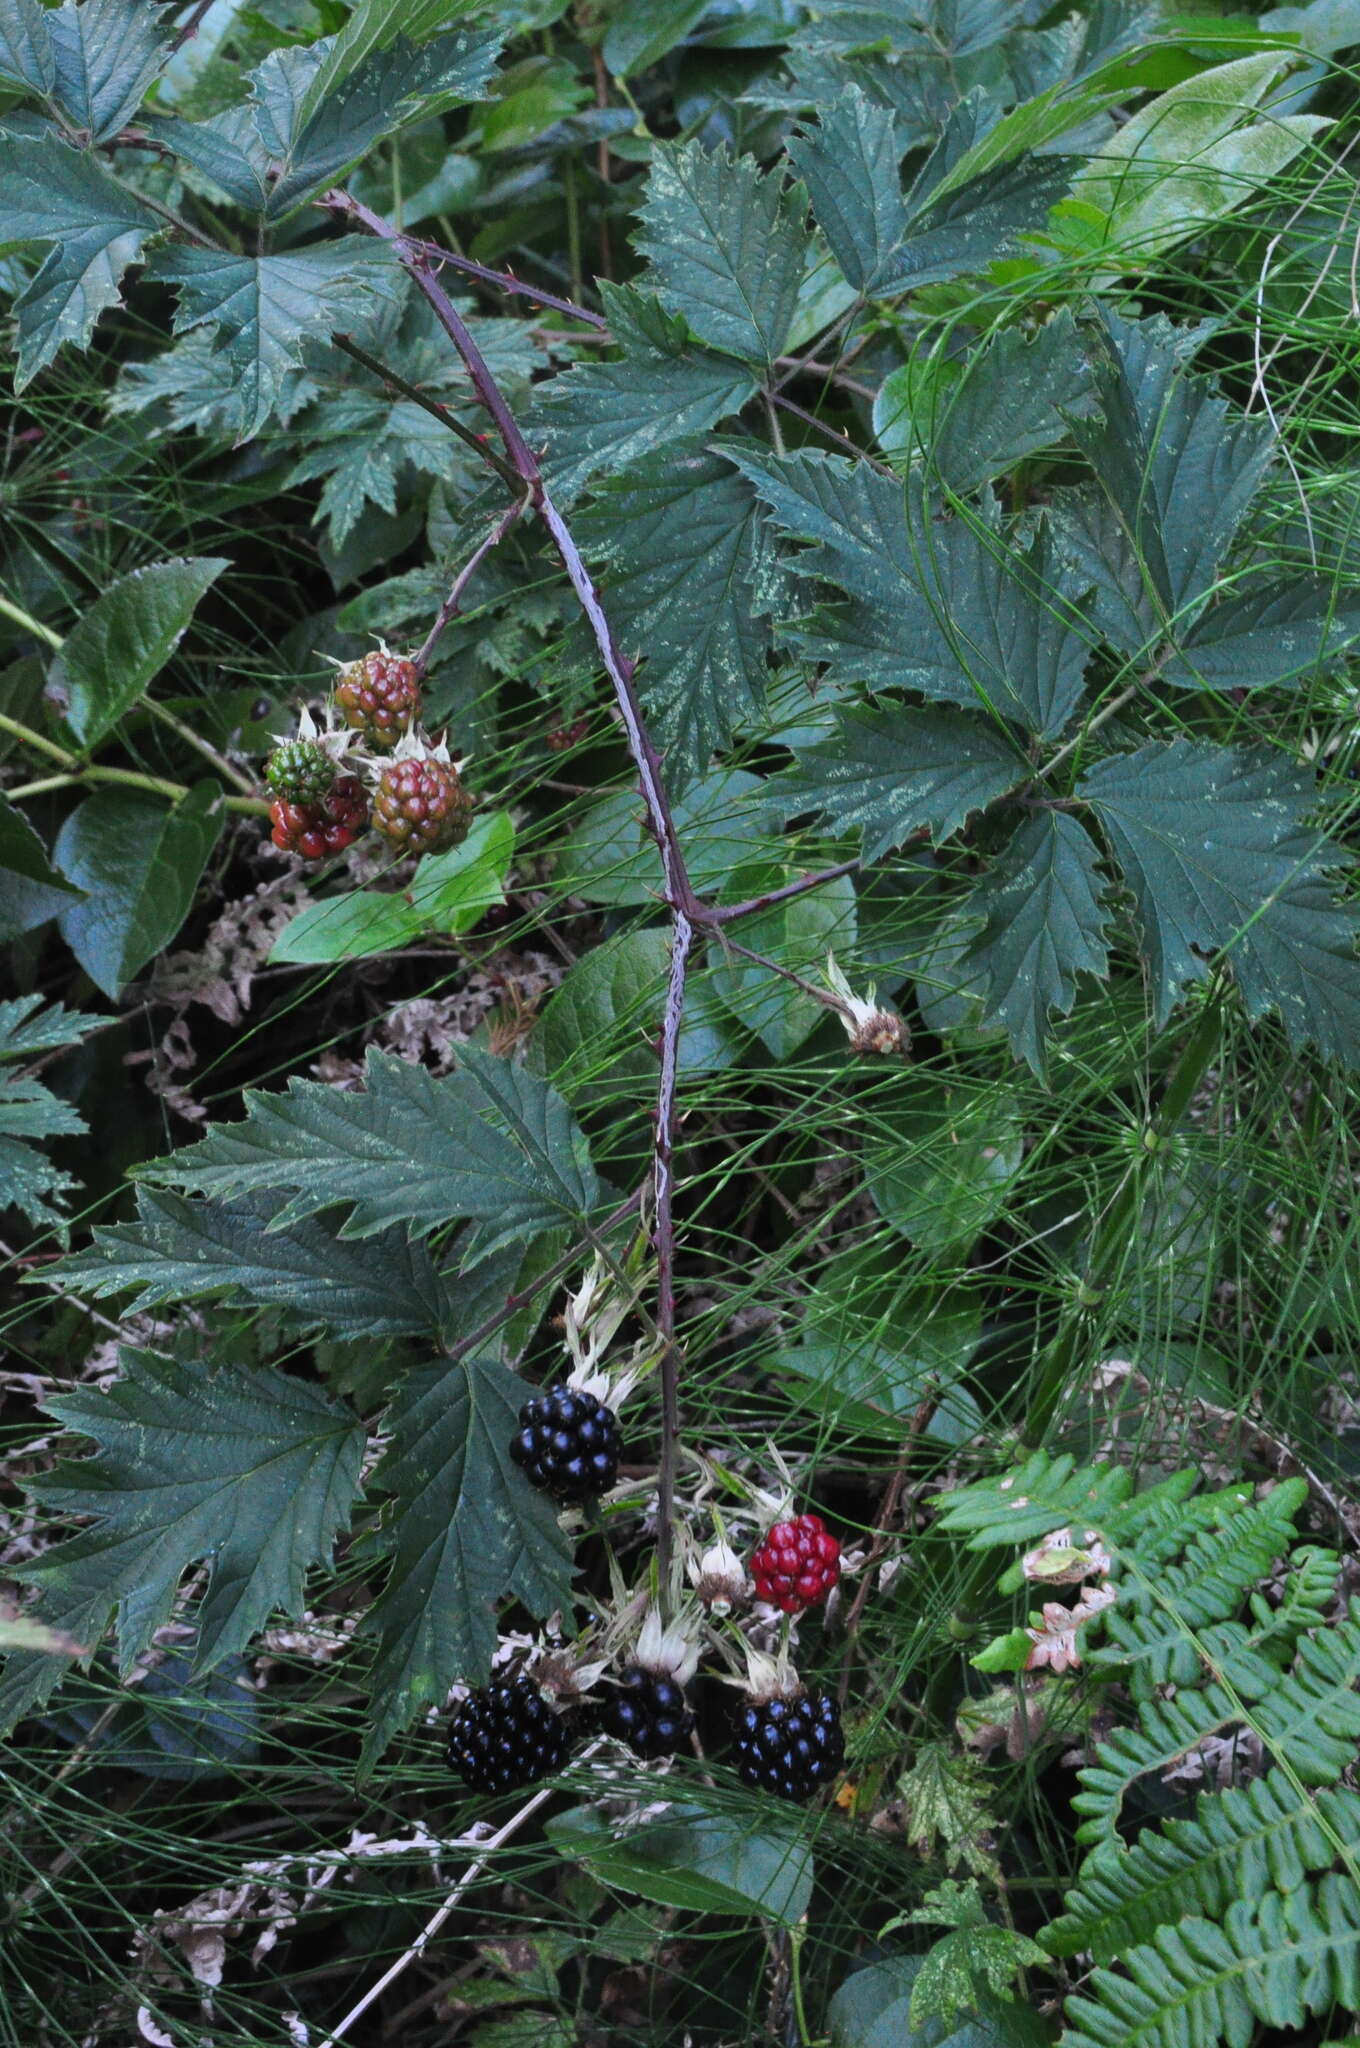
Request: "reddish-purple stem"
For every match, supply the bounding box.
[407,237,608,329]
[413,493,529,676]
[703,860,861,926]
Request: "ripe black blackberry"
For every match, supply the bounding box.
[733,1689,844,1803]
[509,1386,621,1501]
[602,1665,694,1760]
[448,1679,571,1794]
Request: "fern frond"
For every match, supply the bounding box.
[1062,1876,1360,2048]
[1256,1605,1360,1781]
[935,1452,1140,1549]
[1047,1773,1360,1964]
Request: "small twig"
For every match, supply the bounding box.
[406,236,608,328]
[767,390,898,478]
[141,696,258,796]
[444,1191,644,1366]
[0,708,76,769]
[775,356,878,400]
[5,765,268,814]
[701,861,861,927]
[329,332,523,491]
[169,0,216,53]
[413,493,531,676]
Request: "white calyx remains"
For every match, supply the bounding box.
[823,953,907,1056]
[560,1251,650,1414]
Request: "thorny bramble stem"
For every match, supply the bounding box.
[324,188,705,1591]
[413,493,532,677]
[406,237,608,329]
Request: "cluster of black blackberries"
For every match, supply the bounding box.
[509,1385,621,1501]
[449,1672,843,1804]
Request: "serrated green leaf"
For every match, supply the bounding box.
[49,557,228,748]
[908,1924,1048,2029]
[0,1349,364,1735]
[260,28,502,220]
[875,310,1101,491]
[50,1187,455,1339]
[359,1354,576,1766]
[776,703,1025,861]
[830,1954,1046,2048]
[54,784,223,999]
[787,86,906,291]
[547,1803,814,1926]
[731,448,1092,734]
[0,995,94,1061]
[1080,738,1360,1057]
[1164,579,1360,692]
[149,240,399,442]
[144,105,272,213]
[1047,483,1160,655]
[0,796,84,942]
[1073,52,1330,262]
[710,870,857,1058]
[44,0,168,141]
[136,1048,602,1255]
[634,139,808,366]
[0,129,161,386]
[964,812,1113,1077]
[577,452,779,787]
[0,0,56,97]
[1069,309,1276,621]
[294,0,484,127]
[535,285,757,503]
[269,810,514,963]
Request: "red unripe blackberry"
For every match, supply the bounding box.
[371,756,472,857]
[265,737,336,805]
[334,649,422,749]
[601,1666,694,1760]
[269,774,368,860]
[448,1679,571,1794]
[750,1514,841,1614]
[509,1386,620,1501]
[733,1689,844,1802]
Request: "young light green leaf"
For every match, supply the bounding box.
[875,311,1101,491]
[777,703,1026,861]
[0,1349,364,1736]
[50,1187,455,1339]
[634,140,809,366]
[535,286,757,503]
[710,871,857,1059]
[45,0,169,140]
[1073,52,1330,262]
[1080,738,1360,1058]
[964,812,1114,1077]
[149,240,400,442]
[1164,580,1360,692]
[787,87,907,291]
[269,810,514,963]
[577,453,780,787]
[0,795,84,942]
[54,784,223,998]
[829,1954,1047,2048]
[136,1049,602,1255]
[0,128,162,386]
[359,1354,577,1766]
[547,1804,814,1927]
[49,557,228,748]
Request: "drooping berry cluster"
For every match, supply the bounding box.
[750,1514,842,1614]
[265,737,336,806]
[269,775,368,860]
[510,1387,621,1501]
[601,1666,694,1760]
[733,1690,844,1802]
[371,753,473,857]
[448,1679,571,1794]
[334,648,422,749]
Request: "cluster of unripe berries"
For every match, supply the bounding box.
[446,1380,846,1802]
[264,650,473,861]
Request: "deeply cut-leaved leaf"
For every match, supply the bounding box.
[965,812,1114,1076]
[359,1354,577,1766]
[777,703,1026,861]
[136,1048,602,1255]
[787,86,907,292]
[1080,738,1360,1058]
[0,1349,364,1734]
[634,140,809,366]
